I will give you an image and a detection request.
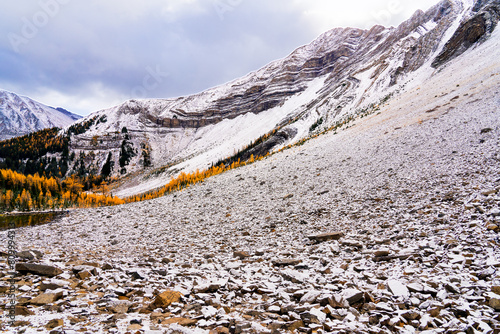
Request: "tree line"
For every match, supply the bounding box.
[0,169,124,212]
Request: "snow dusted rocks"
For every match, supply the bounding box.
[1,11,500,333]
[15,263,63,277]
[307,232,344,243]
[386,280,410,298]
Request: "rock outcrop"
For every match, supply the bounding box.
[432,0,500,67]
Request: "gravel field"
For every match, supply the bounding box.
[2,25,500,334]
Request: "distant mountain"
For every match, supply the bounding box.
[0,90,81,140]
[54,107,81,120]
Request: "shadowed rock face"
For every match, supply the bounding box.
[236,128,298,162]
[432,0,500,68]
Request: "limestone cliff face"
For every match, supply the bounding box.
[97,0,493,129]
[65,0,499,182]
[432,0,500,67]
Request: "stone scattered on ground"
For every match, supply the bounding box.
[15,263,63,277]
[1,39,500,333]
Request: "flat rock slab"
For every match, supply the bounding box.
[45,319,64,330]
[161,317,198,326]
[16,263,63,277]
[343,289,364,305]
[29,292,63,305]
[373,249,390,257]
[233,251,251,259]
[272,259,302,266]
[151,290,183,309]
[407,283,424,293]
[300,290,322,304]
[387,279,410,298]
[39,279,67,291]
[15,306,35,316]
[373,253,417,262]
[307,232,344,243]
[490,298,500,311]
[16,250,43,260]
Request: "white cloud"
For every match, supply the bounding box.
[160,0,207,23]
[37,84,127,115]
[293,0,440,33]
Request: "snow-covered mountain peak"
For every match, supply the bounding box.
[0,89,81,140]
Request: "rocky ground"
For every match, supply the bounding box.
[1,31,500,334]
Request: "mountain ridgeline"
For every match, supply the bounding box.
[1,0,499,199]
[0,90,81,141]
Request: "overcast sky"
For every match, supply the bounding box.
[0,0,440,116]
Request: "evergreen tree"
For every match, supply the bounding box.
[119,139,135,168]
[140,143,152,168]
[101,152,114,178]
[76,152,87,177]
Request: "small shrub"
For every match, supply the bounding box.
[309,117,324,132]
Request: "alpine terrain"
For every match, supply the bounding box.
[54,0,499,198]
[1,0,500,333]
[0,89,81,141]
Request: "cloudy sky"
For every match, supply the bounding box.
[0,0,439,116]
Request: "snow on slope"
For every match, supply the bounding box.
[0,89,81,140]
[113,76,329,197]
[65,0,499,197]
[7,16,500,333]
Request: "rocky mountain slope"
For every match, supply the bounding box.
[63,0,499,198]
[0,90,81,141]
[3,25,500,334]
[1,0,500,332]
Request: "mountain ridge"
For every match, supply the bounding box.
[64,0,499,196]
[0,89,81,141]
